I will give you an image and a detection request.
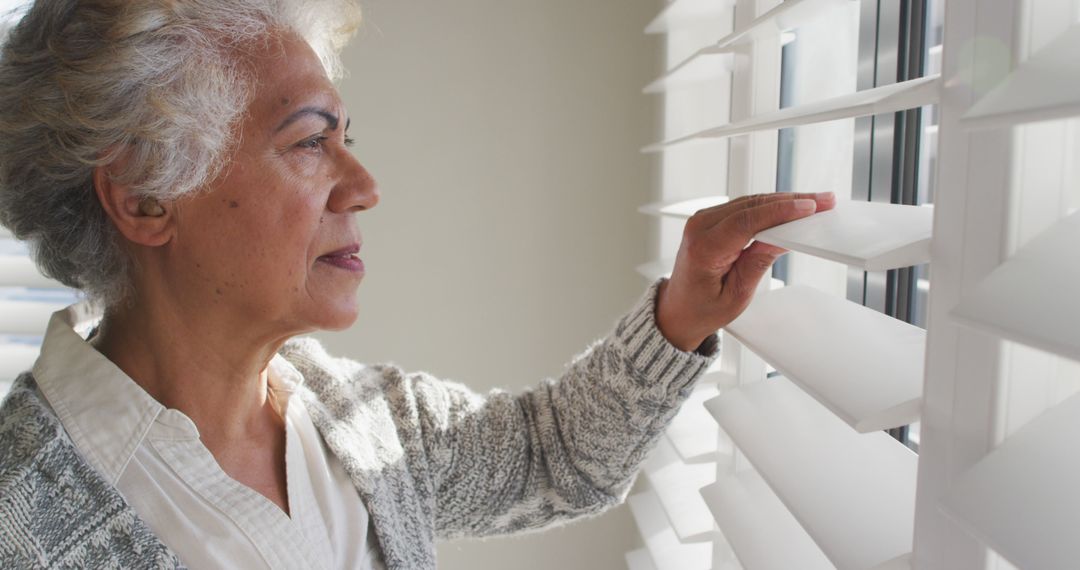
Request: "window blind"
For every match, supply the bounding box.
[625,548,659,570]
[628,489,715,570]
[938,391,1080,569]
[0,234,77,394]
[959,22,1080,131]
[641,436,720,542]
[751,201,933,271]
[629,0,1080,569]
[701,469,834,569]
[950,210,1080,363]
[0,233,53,288]
[644,0,734,35]
[0,1,64,397]
[663,383,728,462]
[707,377,917,568]
[638,196,730,218]
[916,2,1080,569]
[642,0,849,96]
[642,75,940,151]
[724,285,925,433]
[628,0,928,568]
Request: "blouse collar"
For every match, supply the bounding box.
[32,304,303,486]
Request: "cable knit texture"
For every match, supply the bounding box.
[0,280,717,569]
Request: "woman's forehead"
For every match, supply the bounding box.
[246,33,344,126]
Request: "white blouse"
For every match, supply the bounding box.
[32,306,384,569]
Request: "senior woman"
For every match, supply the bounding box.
[0,1,834,568]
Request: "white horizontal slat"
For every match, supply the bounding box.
[0,299,60,335]
[713,0,850,50]
[665,383,728,462]
[643,75,940,152]
[0,335,40,381]
[701,470,833,570]
[870,553,912,570]
[644,47,732,94]
[962,23,1080,130]
[726,285,924,432]
[0,239,58,288]
[638,196,730,219]
[0,255,56,288]
[951,211,1080,363]
[642,437,718,542]
[636,259,784,294]
[754,201,933,271]
[636,260,671,281]
[702,358,736,382]
[628,490,713,570]
[644,0,733,34]
[625,548,657,570]
[706,377,917,570]
[940,391,1080,570]
[644,0,852,91]
[0,288,78,335]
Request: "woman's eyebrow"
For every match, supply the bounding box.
[275,106,340,133]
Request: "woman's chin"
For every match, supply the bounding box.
[308,296,361,331]
[299,275,364,331]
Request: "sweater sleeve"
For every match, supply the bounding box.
[410,279,719,539]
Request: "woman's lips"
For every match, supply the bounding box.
[317,248,364,272]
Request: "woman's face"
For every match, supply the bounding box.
[168,32,377,335]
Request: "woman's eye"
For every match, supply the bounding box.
[297,135,353,151]
[298,135,328,150]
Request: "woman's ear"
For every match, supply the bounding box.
[93,163,174,248]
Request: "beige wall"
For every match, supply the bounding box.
[316,0,663,568]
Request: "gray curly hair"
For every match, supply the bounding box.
[0,0,361,307]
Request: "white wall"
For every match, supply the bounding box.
[318,1,663,568]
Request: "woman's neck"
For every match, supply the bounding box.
[90,295,285,447]
[90,295,293,515]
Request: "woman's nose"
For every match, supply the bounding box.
[329,150,379,213]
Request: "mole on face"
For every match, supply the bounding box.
[280,97,291,106]
[229,200,239,208]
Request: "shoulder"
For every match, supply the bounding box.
[279,337,487,441]
[0,377,109,553]
[279,336,401,406]
[279,335,449,394]
[0,375,180,568]
[0,374,67,487]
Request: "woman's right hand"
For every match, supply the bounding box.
[654,192,837,352]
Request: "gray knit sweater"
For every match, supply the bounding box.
[0,282,717,569]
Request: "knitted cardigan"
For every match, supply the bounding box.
[0,283,717,569]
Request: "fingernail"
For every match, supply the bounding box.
[819,192,836,200]
[794,199,817,213]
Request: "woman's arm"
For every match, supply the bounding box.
[408,280,715,539]
[323,192,834,540]
[411,192,835,538]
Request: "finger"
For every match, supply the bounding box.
[728,192,824,209]
[690,191,835,229]
[721,241,787,313]
[743,240,787,257]
[813,191,837,213]
[707,198,819,254]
